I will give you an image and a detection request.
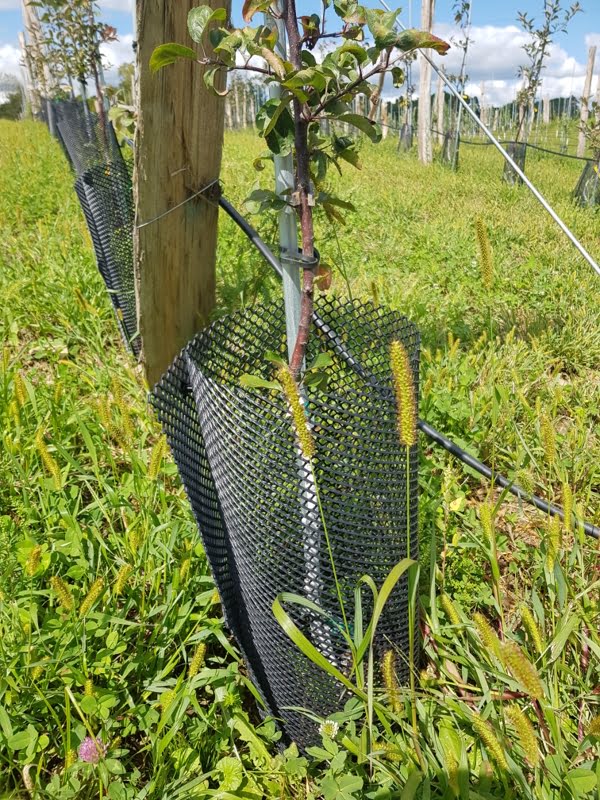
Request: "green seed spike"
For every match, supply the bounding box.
[390,340,417,447]
[504,705,540,767]
[277,365,315,460]
[475,217,494,290]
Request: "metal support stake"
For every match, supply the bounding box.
[264,4,301,361]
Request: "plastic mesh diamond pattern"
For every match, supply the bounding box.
[74,160,139,355]
[54,100,122,176]
[152,297,420,747]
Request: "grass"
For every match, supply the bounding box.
[0,118,598,798]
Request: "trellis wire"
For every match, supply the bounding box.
[379,0,600,279]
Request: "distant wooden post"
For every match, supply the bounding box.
[417,0,434,164]
[134,0,229,386]
[19,30,40,115]
[578,46,597,157]
[543,94,550,124]
[435,69,444,144]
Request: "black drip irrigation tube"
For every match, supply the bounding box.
[219,195,600,541]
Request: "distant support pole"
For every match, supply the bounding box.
[19,30,39,115]
[265,4,300,361]
[23,0,54,133]
[543,93,550,124]
[417,0,434,164]
[134,0,229,385]
[578,45,597,158]
[435,68,444,144]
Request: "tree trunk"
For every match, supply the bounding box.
[543,94,550,124]
[19,30,40,115]
[417,0,434,164]
[134,0,228,386]
[578,46,597,158]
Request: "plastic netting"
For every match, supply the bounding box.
[441,130,460,169]
[151,297,420,747]
[74,160,139,355]
[502,141,527,186]
[573,159,600,208]
[54,100,122,176]
[398,122,414,152]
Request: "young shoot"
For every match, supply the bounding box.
[152,2,449,379]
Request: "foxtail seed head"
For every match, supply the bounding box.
[390,340,417,447]
[188,643,207,679]
[475,217,494,290]
[25,545,42,577]
[114,563,132,596]
[382,650,402,713]
[441,742,460,797]
[50,576,74,612]
[472,714,508,771]
[84,679,94,697]
[479,503,495,547]
[35,430,61,490]
[504,705,539,767]
[587,714,600,737]
[473,613,502,659]
[277,366,315,460]
[440,594,461,626]
[540,414,556,466]
[13,372,27,407]
[79,578,105,618]
[501,642,544,700]
[562,483,573,533]
[148,435,167,481]
[519,606,544,656]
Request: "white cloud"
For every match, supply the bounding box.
[0,43,24,81]
[100,33,135,82]
[382,23,599,106]
[98,0,132,11]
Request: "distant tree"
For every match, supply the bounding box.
[515,0,580,142]
[0,91,24,120]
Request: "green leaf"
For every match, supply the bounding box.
[336,114,381,142]
[391,66,405,87]
[394,28,450,55]
[337,40,368,63]
[365,8,400,49]
[256,99,295,155]
[283,68,327,92]
[242,0,273,23]
[7,730,33,751]
[239,374,281,391]
[187,6,226,43]
[307,352,334,371]
[566,768,597,796]
[244,188,287,214]
[150,43,197,72]
[264,350,286,366]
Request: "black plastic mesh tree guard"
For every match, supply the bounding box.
[398,122,414,152]
[151,297,420,747]
[55,101,122,177]
[573,160,600,208]
[441,130,460,169]
[503,141,527,186]
[74,160,139,355]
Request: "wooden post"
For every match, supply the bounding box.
[435,69,444,144]
[19,30,40,115]
[134,0,229,386]
[22,0,53,129]
[543,94,550,124]
[578,45,597,157]
[417,0,434,164]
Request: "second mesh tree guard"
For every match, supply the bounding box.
[152,297,420,747]
[573,160,600,208]
[441,130,460,169]
[503,142,527,186]
[75,160,139,355]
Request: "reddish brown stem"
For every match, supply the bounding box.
[283,0,316,380]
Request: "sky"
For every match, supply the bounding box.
[1,0,599,105]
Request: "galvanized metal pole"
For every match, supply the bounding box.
[264,4,301,361]
[381,0,600,278]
